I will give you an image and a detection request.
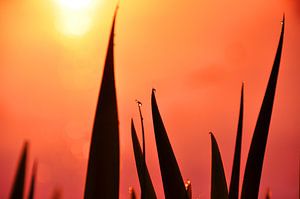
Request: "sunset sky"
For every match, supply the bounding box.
[0,0,299,198]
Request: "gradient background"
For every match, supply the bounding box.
[0,0,299,198]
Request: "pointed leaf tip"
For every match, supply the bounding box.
[151,93,187,199]
[131,120,157,199]
[152,88,156,94]
[28,160,38,199]
[210,133,229,199]
[10,142,29,199]
[84,10,119,199]
[281,13,285,24]
[241,18,285,199]
[229,84,244,199]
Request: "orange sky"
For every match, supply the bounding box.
[0,0,299,198]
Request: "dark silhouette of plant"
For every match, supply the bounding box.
[135,100,147,199]
[241,15,285,199]
[27,160,38,199]
[131,120,157,199]
[9,142,28,199]
[210,133,229,199]
[151,90,188,199]
[3,13,286,199]
[229,84,244,199]
[84,8,120,199]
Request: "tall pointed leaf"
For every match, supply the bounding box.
[229,83,244,199]
[151,90,188,199]
[27,160,38,199]
[210,133,229,199]
[131,120,157,199]
[84,9,119,199]
[10,142,28,199]
[241,16,285,199]
[135,100,147,199]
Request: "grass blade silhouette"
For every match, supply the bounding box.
[151,90,188,199]
[10,142,28,199]
[229,84,244,199]
[210,133,229,199]
[84,9,119,199]
[27,160,38,199]
[241,16,285,199]
[131,120,157,199]
[135,100,147,199]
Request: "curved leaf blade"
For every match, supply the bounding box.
[229,84,244,199]
[241,16,285,199]
[151,90,188,199]
[27,160,38,199]
[84,9,120,199]
[210,133,229,199]
[131,120,157,199]
[10,142,28,199]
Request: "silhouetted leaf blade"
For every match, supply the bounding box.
[241,16,285,199]
[27,160,38,199]
[84,9,119,199]
[229,84,244,199]
[131,120,157,199]
[10,142,28,199]
[210,133,229,199]
[151,90,188,199]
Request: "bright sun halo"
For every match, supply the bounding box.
[55,0,95,36]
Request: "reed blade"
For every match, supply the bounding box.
[151,90,188,199]
[10,142,28,199]
[241,16,285,199]
[229,84,244,199]
[84,9,120,199]
[210,133,229,199]
[131,120,157,199]
[27,160,38,199]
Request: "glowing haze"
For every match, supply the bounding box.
[0,0,299,198]
[55,0,99,36]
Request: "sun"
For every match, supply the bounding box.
[55,0,96,36]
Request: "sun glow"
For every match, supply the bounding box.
[57,0,93,10]
[55,0,97,36]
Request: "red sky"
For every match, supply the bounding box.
[0,0,299,198]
